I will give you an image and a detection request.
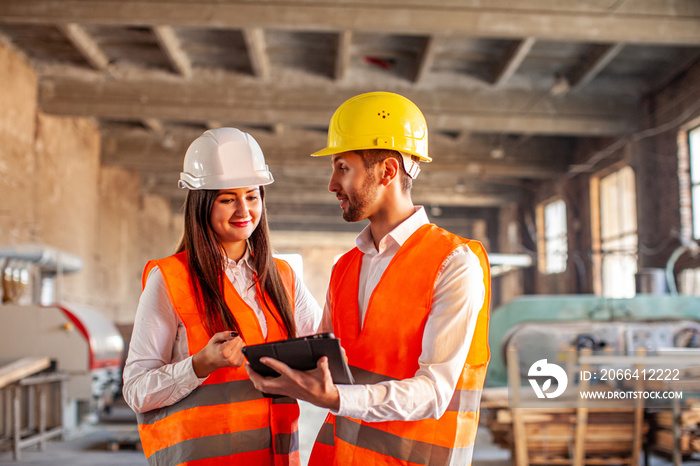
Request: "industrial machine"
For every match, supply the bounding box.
[486,294,700,388]
[0,244,124,429]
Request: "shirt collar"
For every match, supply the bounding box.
[355,206,430,254]
[225,248,254,272]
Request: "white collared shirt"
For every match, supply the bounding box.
[324,206,486,422]
[123,253,322,414]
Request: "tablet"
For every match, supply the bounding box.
[242,333,354,385]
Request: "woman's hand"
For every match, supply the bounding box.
[192,331,245,378]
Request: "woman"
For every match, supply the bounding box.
[123,128,321,466]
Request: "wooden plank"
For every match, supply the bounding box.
[652,410,700,428]
[334,30,352,81]
[153,25,192,78]
[412,35,436,83]
[242,28,269,79]
[507,350,529,466]
[574,348,592,465]
[569,43,626,92]
[0,357,51,389]
[58,23,109,70]
[631,348,646,466]
[492,37,536,86]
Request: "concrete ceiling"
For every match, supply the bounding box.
[1,0,699,235]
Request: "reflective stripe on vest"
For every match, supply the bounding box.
[349,366,482,413]
[137,252,300,466]
[310,224,491,466]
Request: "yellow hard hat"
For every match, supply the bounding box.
[311,91,431,163]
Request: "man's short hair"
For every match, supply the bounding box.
[357,149,413,194]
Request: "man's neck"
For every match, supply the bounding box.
[367,200,415,250]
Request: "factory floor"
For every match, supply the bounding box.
[0,400,697,465]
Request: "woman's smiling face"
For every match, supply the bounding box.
[209,187,262,258]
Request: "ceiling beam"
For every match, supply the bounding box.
[334,30,352,81]
[491,37,536,87]
[110,152,565,181]
[57,23,109,70]
[569,43,626,92]
[39,78,640,136]
[646,49,700,94]
[413,36,436,83]
[152,25,192,78]
[242,27,270,79]
[100,122,574,162]
[146,179,520,208]
[101,135,567,194]
[141,117,163,133]
[1,1,699,46]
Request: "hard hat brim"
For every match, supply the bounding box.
[310,146,338,157]
[310,145,432,162]
[179,172,274,190]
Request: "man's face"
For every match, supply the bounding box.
[328,151,379,222]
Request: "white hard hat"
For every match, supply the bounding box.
[178,128,274,190]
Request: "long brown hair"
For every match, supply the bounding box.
[176,186,296,339]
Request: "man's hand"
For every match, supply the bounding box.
[192,331,245,378]
[245,356,340,411]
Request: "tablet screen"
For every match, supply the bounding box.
[242,333,354,385]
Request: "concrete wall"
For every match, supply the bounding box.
[0,43,38,245]
[0,41,340,324]
[0,42,181,324]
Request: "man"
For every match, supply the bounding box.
[246,91,490,466]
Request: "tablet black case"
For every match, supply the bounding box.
[243,333,354,385]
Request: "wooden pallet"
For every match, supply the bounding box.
[106,433,142,452]
[648,399,700,457]
[482,348,647,466]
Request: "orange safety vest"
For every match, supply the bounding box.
[309,224,491,466]
[135,252,300,466]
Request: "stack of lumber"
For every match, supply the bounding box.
[0,357,51,389]
[481,388,646,464]
[648,399,700,456]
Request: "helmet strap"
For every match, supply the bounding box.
[400,152,421,179]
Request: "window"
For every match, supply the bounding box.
[273,253,304,279]
[689,126,700,239]
[678,267,700,296]
[536,198,568,274]
[595,166,638,298]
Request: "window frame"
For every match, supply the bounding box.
[536,197,568,275]
[590,163,638,298]
[688,125,700,239]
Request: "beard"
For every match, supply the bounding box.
[342,170,378,222]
